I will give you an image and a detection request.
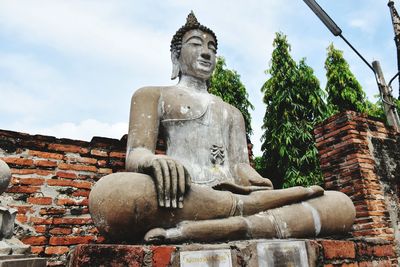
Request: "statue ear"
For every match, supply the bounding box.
[171,52,180,80]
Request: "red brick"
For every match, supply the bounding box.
[72,189,90,197]
[29,150,64,160]
[34,225,47,233]
[12,177,45,186]
[56,171,77,179]
[34,160,58,168]
[45,246,70,255]
[10,205,33,214]
[91,149,108,157]
[152,246,175,267]
[324,264,358,267]
[48,143,89,154]
[27,197,52,205]
[49,227,72,235]
[357,243,394,257]
[21,236,47,245]
[30,217,53,225]
[39,207,66,215]
[30,246,44,254]
[359,260,391,267]
[47,179,74,187]
[1,157,33,166]
[53,217,92,225]
[16,214,28,223]
[56,198,88,206]
[58,163,97,172]
[49,235,95,245]
[7,186,40,194]
[66,156,97,165]
[47,179,92,189]
[109,151,125,158]
[97,160,107,166]
[320,240,355,259]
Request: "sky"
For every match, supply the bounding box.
[0,0,399,156]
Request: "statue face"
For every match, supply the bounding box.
[178,29,217,80]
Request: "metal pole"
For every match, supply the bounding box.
[372,61,400,132]
[388,0,400,99]
[339,35,375,73]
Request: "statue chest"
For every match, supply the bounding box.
[160,94,234,185]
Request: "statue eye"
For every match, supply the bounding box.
[188,40,202,46]
[208,44,216,53]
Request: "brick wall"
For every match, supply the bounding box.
[0,129,133,266]
[315,111,400,265]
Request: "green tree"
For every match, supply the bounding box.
[366,98,385,120]
[366,96,400,122]
[325,44,367,113]
[209,57,254,136]
[260,33,326,189]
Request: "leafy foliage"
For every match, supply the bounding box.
[209,57,254,136]
[325,44,368,113]
[366,99,385,120]
[366,96,400,122]
[260,33,326,189]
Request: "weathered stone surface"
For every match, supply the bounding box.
[0,160,11,195]
[0,255,46,267]
[68,239,394,267]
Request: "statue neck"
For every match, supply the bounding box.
[177,75,208,93]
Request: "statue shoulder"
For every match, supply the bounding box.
[131,86,176,105]
[210,95,244,121]
[132,86,162,99]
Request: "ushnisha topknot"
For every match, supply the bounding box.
[170,11,218,56]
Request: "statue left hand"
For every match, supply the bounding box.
[235,163,274,190]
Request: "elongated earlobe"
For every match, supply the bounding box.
[171,52,180,80]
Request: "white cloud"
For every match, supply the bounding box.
[12,119,128,142]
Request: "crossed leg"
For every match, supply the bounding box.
[145,190,355,243]
[89,173,354,243]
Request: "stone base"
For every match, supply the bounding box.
[0,255,46,267]
[68,238,395,267]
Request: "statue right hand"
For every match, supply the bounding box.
[144,156,191,209]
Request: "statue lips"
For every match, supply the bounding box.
[197,59,213,73]
[198,60,212,67]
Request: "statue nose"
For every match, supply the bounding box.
[201,52,211,60]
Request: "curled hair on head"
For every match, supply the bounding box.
[170,11,218,59]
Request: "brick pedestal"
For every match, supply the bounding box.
[68,239,394,267]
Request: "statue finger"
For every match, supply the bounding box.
[184,167,191,191]
[159,159,171,208]
[167,160,178,208]
[176,163,185,208]
[152,160,165,207]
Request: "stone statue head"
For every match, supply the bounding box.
[170,12,218,81]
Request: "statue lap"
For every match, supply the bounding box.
[89,172,355,242]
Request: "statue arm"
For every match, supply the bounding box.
[229,107,273,190]
[125,87,191,208]
[126,87,161,171]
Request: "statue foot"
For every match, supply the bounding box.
[145,224,189,243]
[309,185,324,198]
[144,228,167,243]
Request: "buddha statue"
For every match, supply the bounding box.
[89,12,355,243]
